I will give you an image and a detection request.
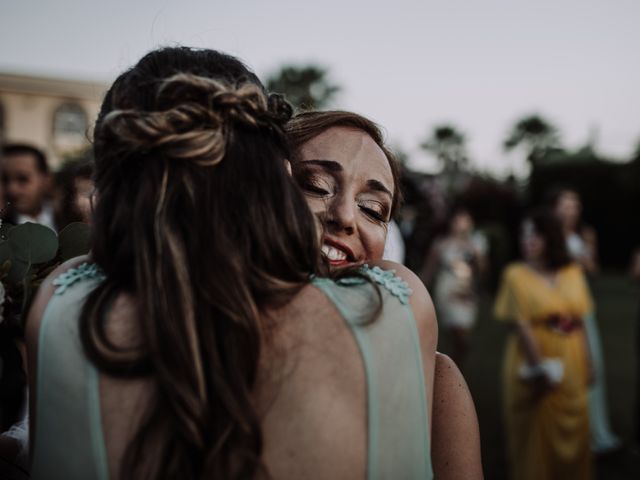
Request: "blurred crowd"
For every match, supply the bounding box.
[0,144,94,233]
[399,179,640,477]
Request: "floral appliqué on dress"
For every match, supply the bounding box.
[53,263,106,295]
[336,264,413,305]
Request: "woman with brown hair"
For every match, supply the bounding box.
[25,48,437,479]
[286,111,402,267]
[286,110,482,479]
[495,209,594,479]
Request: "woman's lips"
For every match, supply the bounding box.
[322,238,356,266]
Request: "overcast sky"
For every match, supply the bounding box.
[2,0,639,175]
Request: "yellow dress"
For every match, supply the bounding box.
[494,262,592,480]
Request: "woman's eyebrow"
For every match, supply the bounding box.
[300,159,343,172]
[367,179,393,199]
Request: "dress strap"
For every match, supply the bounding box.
[31,263,109,480]
[313,266,432,479]
[333,264,413,304]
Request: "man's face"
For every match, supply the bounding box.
[1,153,50,216]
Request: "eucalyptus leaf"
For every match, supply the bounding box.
[0,222,15,241]
[8,223,58,264]
[58,222,92,260]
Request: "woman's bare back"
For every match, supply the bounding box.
[93,284,368,479]
[28,260,435,479]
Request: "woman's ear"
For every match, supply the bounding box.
[284,159,292,176]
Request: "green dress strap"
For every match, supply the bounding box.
[313,266,433,479]
[31,263,108,480]
[31,264,432,479]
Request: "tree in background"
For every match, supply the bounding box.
[503,114,562,165]
[266,65,340,111]
[420,125,468,173]
[420,125,470,194]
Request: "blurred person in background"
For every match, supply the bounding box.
[286,110,483,479]
[53,155,94,229]
[495,209,593,480]
[551,187,598,273]
[550,187,621,454]
[421,207,487,366]
[1,144,55,231]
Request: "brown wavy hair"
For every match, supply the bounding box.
[80,47,321,479]
[285,110,402,216]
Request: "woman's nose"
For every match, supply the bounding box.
[326,193,356,235]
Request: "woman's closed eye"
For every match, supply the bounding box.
[297,172,335,197]
[359,200,389,223]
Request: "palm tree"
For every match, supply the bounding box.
[503,115,561,165]
[420,125,468,174]
[266,65,340,111]
[420,125,469,195]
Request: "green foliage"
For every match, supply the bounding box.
[266,65,340,111]
[0,221,14,241]
[8,223,58,264]
[0,222,92,331]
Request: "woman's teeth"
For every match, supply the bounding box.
[322,244,347,261]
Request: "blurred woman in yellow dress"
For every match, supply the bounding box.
[495,209,593,480]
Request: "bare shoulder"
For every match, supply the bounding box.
[504,261,524,277]
[25,255,90,442]
[434,353,477,415]
[432,353,483,479]
[498,262,524,285]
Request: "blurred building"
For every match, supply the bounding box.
[0,71,107,168]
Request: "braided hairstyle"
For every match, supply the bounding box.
[81,47,320,479]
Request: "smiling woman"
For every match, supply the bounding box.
[287,110,483,479]
[287,111,400,266]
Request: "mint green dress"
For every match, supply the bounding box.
[31,264,433,479]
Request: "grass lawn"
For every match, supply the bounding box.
[437,271,640,479]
